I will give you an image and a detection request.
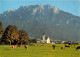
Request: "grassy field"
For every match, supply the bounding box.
[0,44,80,57]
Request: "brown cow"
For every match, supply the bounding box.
[18,45,23,47]
[61,46,64,49]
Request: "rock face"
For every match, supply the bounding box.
[0,5,80,41]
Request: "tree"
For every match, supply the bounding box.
[29,39,37,43]
[19,30,28,45]
[2,25,19,45]
[0,22,4,37]
[0,21,3,28]
[0,22,4,44]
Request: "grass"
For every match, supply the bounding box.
[0,44,80,57]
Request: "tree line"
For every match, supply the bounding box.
[0,22,37,45]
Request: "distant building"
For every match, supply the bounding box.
[54,40,61,44]
[41,34,51,43]
[61,41,65,44]
[42,34,46,43]
[47,37,50,43]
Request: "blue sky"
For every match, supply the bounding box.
[0,0,80,16]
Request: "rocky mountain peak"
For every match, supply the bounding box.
[8,8,16,12]
[53,6,60,14]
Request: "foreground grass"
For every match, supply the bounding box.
[0,44,80,57]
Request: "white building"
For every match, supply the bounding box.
[42,34,46,43]
[41,34,51,43]
[47,37,50,43]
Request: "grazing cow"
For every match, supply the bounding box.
[12,45,16,49]
[61,46,64,49]
[18,45,23,47]
[65,45,70,47]
[76,46,80,50]
[52,45,56,49]
[24,45,28,50]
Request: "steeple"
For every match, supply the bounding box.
[42,33,45,43]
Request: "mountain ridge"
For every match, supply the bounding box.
[0,5,80,41]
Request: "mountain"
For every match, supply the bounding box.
[0,5,80,41]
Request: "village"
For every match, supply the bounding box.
[37,33,79,44]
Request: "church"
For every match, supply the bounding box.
[41,34,51,43]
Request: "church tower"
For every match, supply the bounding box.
[42,33,46,43]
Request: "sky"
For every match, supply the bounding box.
[0,0,80,16]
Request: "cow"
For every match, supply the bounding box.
[52,45,56,49]
[61,46,64,49]
[76,46,80,50]
[12,45,16,49]
[65,45,70,47]
[24,45,28,50]
[18,45,23,47]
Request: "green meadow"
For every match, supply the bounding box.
[0,44,80,57]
